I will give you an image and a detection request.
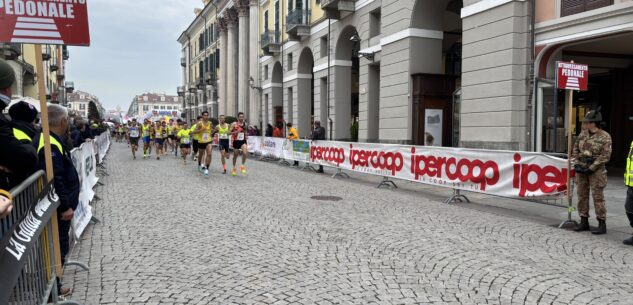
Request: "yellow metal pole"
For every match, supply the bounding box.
[34,44,63,278]
[566,88,574,221]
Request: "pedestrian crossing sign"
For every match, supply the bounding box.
[556,61,588,91]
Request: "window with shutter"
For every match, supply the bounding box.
[561,0,613,17]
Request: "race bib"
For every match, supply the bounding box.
[237,133,245,141]
[202,133,211,142]
[130,130,139,137]
[219,134,229,140]
[156,132,162,138]
[183,138,190,144]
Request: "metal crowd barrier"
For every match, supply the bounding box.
[1,171,81,305]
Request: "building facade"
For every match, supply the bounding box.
[0,43,71,104]
[127,93,181,119]
[178,0,260,125]
[67,90,102,119]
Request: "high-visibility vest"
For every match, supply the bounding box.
[13,128,32,142]
[37,134,64,156]
[626,141,633,187]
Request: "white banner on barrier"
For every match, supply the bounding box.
[308,141,568,199]
[283,139,311,162]
[261,137,285,158]
[247,137,261,154]
[70,145,95,239]
[97,133,111,164]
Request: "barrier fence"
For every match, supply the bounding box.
[246,137,570,201]
[0,131,111,305]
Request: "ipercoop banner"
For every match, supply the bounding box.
[308,141,569,199]
[0,0,90,45]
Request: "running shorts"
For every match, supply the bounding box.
[219,139,230,152]
[198,142,210,150]
[142,136,150,143]
[180,144,191,149]
[130,137,140,145]
[155,138,164,145]
[233,140,246,150]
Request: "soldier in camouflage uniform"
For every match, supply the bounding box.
[572,109,612,235]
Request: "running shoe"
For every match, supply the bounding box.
[232,168,237,176]
[241,165,246,174]
[204,169,209,176]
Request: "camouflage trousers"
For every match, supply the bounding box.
[576,171,607,220]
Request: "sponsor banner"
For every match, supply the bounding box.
[247,136,261,154]
[282,139,311,162]
[309,141,568,199]
[69,143,95,239]
[0,0,91,46]
[96,132,110,163]
[0,182,59,304]
[261,137,284,159]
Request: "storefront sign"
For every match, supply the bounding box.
[557,61,588,91]
[0,0,90,45]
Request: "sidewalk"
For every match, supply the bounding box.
[308,165,632,243]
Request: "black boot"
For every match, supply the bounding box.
[574,217,590,232]
[591,219,607,235]
[623,236,633,246]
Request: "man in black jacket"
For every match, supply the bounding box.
[310,120,326,173]
[9,100,39,143]
[35,104,80,295]
[0,58,38,190]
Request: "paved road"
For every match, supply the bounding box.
[65,142,633,305]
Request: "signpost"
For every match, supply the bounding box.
[556,61,589,229]
[1,0,90,279]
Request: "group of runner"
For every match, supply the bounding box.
[121,111,249,177]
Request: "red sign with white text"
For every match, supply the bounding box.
[557,61,588,91]
[0,0,90,46]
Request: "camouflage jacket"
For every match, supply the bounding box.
[572,129,612,171]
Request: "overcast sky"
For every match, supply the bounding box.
[66,0,202,112]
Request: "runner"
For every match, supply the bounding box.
[116,124,125,142]
[141,119,152,159]
[128,119,141,160]
[214,114,231,174]
[171,119,180,157]
[161,120,169,156]
[167,119,177,156]
[176,121,192,165]
[190,117,200,162]
[191,111,213,176]
[154,121,166,160]
[230,112,248,176]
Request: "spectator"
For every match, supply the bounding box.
[9,100,39,143]
[0,190,12,219]
[265,124,273,137]
[287,122,299,167]
[35,104,80,296]
[253,125,261,136]
[273,122,283,138]
[248,125,257,136]
[70,119,86,148]
[81,119,94,140]
[310,120,326,173]
[0,58,38,190]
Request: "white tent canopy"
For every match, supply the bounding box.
[8,97,44,113]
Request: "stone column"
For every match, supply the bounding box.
[218,18,228,116]
[249,0,260,127]
[237,1,250,120]
[226,8,239,116]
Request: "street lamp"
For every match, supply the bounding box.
[249,76,262,92]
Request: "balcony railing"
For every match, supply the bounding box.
[181,57,186,67]
[62,45,69,60]
[261,29,281,47]
[50,60,59,72]
[287,9,310,27]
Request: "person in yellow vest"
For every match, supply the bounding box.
[35,104,79,296]
[625,140,633,246]
[141,119,152,158]
[287,122,299,167]
[9,101,39,144]
[177,121,192,165]
[214,114,231,174]
[191,111,213,176]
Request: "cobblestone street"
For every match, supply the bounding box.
[65,143,633,305]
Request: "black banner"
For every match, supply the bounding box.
[0,182,59,303]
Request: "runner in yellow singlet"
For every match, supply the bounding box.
[141,119,152,158]
[191,111,213,176]
[154,122,166,160]
[176,121,192,165]
[214,114,231,174]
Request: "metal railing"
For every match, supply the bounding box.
[287,9,311,27]
[2,171,82,305]
[261,29,281,48]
